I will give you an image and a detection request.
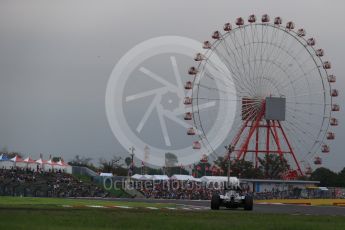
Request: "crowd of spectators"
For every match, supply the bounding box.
[137,181,345,200]
[2,167,343,200]
[137,180,224,200]
[252,187,345,199]
[0,167,107,197]
[135,180,338,200]
[253,188,302,200]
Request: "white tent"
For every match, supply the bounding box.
[11,155,26,168]
[36,158,47,171]
[130,174,153,180]
[200,176,239,186]
[151,175,169,181]
[36,158,46,164]
[170,174,195,181]
[140,174,153,180]
[100,172,113,177]
[54,159,72,174]
[0,154,13,169]
[23,157,38,170]
[44,159,58,171]
[190,177,201,182]
[131,174,142,180]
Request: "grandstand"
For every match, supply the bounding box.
[0,153,337,200]
[0,168,106,197]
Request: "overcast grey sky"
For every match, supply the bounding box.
[0,0,344,171]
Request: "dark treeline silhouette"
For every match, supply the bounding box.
[3,149,344,187]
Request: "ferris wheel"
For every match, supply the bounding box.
[184,14,339,177]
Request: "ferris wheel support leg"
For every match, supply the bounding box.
[271,120,284,161]
[237,108,265,160]
[228,116,252,160]
[266,120,270,177]
[277,121,304,176]
[231,116,252,148]
[255,127,259,168]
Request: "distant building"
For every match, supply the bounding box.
[240,178,320,193]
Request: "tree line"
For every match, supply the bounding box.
[67,153,345,187]
[2,148,344,187]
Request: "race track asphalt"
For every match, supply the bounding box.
[99,198,345,216]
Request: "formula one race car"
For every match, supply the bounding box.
[210,177,253,211]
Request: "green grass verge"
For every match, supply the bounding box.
[106,186,131,198]
[0,197,345,230]
[0,196,174,208]
[0,206,345,230]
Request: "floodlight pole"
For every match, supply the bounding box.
[226,145,234,189]
[129,147,135,178]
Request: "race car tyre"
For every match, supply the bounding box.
[244,195,253,211]
[211,194,221,210]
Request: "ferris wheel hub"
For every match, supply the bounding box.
[161,92,181,112]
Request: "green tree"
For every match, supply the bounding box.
[69,155,92,166]
[68,155,97,171]
[0,146,8,154]
[99,156,127,176]
[338,167,345,187]
[213,157,263,178]
[310,167,338,187]
[165,166,189,177]
[258,154,290,179]
[145,167,164,175]
[165,153,178,167]
[194,156,212,178]
[52,156,61,162]
[124,157,132,168]
[6,152,23,158]
[213,156,227,176]
[231,159,263,179]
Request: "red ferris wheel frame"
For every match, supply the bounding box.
[186,14,339,177]
[229,100,303,178]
